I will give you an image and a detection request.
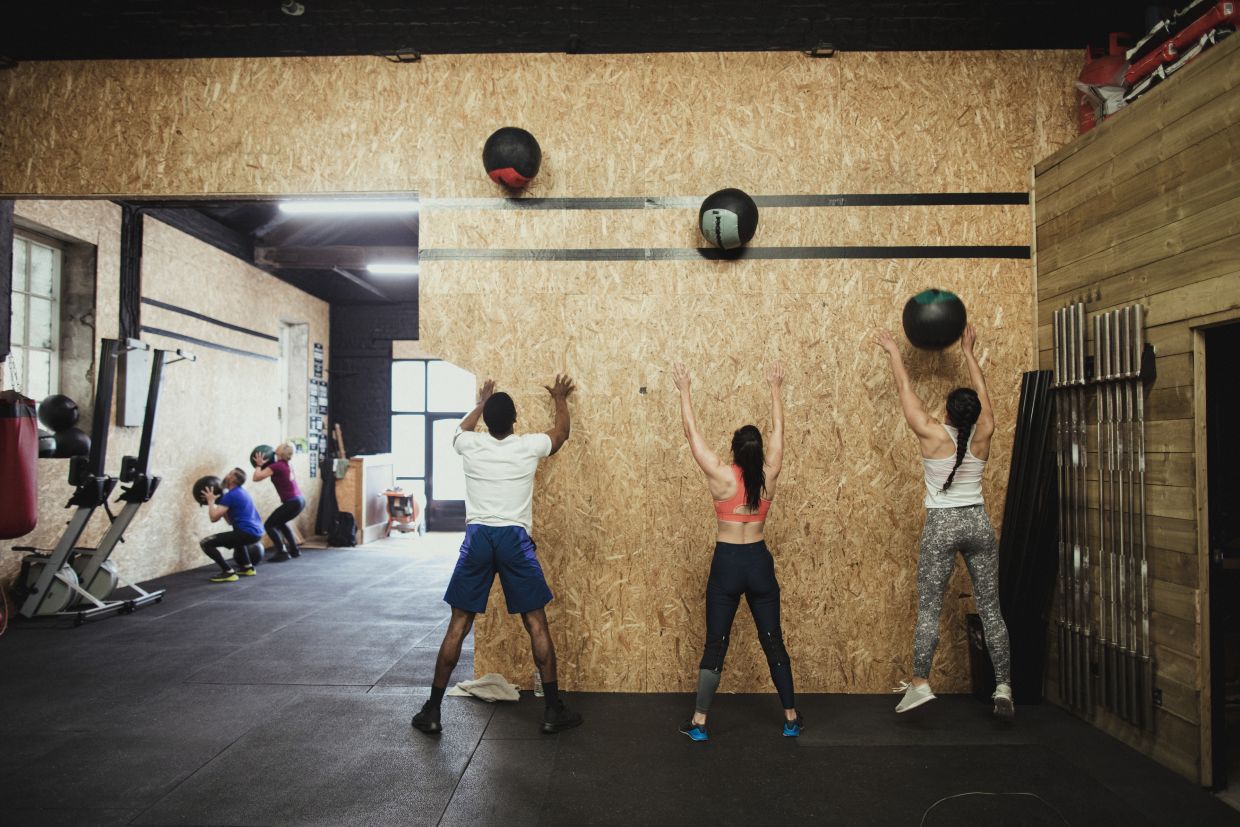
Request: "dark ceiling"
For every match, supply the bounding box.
[2,1,1158,61]
[132,199,419,305]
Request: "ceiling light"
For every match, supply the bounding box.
[367,263,419,275]
[281,1,305,17]
[278,200,419,215]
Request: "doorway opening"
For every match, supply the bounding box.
[1205,322,1240,800]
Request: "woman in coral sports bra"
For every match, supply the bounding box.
[670,362,800,742]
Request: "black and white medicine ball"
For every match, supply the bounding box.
[698,188,759,250]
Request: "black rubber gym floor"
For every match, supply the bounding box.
[0,534,1233,826]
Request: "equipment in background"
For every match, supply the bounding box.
[698,188,759,250]
[329,511,357,547]
[0,390,39,539]
[37,431,56,458]
[383,487,422,536]
[901,289,967,350]
[192,475,224,505]
[249,443,275,467]
[37,393,80,432]
[483,127,542,189]
[11,341,195,625]
[1051,302,1091,715]
[995,370,1056,704]
[51,426,91,458]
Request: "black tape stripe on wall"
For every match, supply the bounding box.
[420,245,1031,262]
[141,326,278,362]
[141,297,280,342]
[421,192,1029,210]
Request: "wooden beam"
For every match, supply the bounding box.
[143,207,255,263]
[255,245,418,270]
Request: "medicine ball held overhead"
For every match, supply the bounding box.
[192,475,223,506]
[483,127,542,189]
[699,188,759,250]
[902,289,968,350]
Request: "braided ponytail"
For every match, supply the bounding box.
[731,425,765,511]
[942,388,981,492]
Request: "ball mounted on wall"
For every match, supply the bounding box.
[902,289,968,350]
[483,127,542,189]
[698,188,759,251]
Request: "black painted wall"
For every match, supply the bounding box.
[328,302,418,457]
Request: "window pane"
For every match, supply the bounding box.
[391,414,425,478]
[10,294,26,345]
[391,361,426,411]
[28,296,54,349]
[27,348,51,402]
[28,243,56,296]
[427,361,476,412]
[12,238,28,292]
[431,418,467,500]
[27,296,53,349]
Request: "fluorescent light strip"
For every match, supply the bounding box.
[366,263,420,275]
[279,200,419,215]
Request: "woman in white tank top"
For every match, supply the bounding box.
[873,323,1013,720]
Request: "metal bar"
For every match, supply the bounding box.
[1077,301,1092,713]
[1134,304,1155,731]
[1094,312,1108,709]
[1106,310,1121,715]
[1053,308,1068,702]
[1068,303,1082,710]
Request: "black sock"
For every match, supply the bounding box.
[426,684,446,709]
[543,680,559,708]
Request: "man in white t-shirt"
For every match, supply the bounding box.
[412,374,583,735]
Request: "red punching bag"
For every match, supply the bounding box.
[0,389,38,539]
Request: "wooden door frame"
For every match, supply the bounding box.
[1193,308,1240,788]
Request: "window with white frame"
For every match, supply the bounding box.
[8,232,62,403]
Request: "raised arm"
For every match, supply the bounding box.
[458,379,496,433]
[764,362,784,480]
[671,363,732,492]
[543,374,574,455]
[871,329,939,440]
[251,451,274,482]
[960,324,994,438]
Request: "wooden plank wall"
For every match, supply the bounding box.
[1033,32,1240,784]
[0,51,1081,694]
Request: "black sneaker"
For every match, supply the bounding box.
[541,700,583,734]
[411,702,442,734]
[269,551,292,563]
[288,549,301,558]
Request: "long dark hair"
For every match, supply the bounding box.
[731,425,765,511]
[943,388,981,491]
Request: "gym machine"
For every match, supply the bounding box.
[13,338,194,624]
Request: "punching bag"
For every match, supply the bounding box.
[0,390,39,538]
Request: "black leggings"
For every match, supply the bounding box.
[265,496,306,555]
[200,530,264,572]
[698,540,796,709]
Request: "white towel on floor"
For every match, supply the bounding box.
[446,672,520,702]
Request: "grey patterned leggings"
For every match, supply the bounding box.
[913,505,1011,684]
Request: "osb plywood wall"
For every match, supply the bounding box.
[0,202,329,588]
[0,51,1080,692]
[1033,34,1240,783]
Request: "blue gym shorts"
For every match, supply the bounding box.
[443,524,553,614]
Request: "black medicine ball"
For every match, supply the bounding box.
[699,188,759,250]
[38,394,80,432]
[192,475,224,506]
[902,289,968,350]
[483,127,542,188]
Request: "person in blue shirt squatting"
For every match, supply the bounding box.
[200,467,266,583]
[412,375,584,736]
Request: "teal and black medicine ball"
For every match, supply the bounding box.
[699,188,759,250]
[902,289,967,350]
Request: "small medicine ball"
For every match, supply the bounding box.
[902,289,968,350]
[51,427,91,459]
[235,542,265,567]
[483,127,542,189]
[38,394,80,433]
[699,188,759,250]
[250,444,275,468]
[192,475,223,506]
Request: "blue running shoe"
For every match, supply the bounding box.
[782,714,804,737]
[679,720,709,742]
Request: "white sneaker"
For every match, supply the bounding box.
[992,683,1015,720]
[893,680,936,713]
